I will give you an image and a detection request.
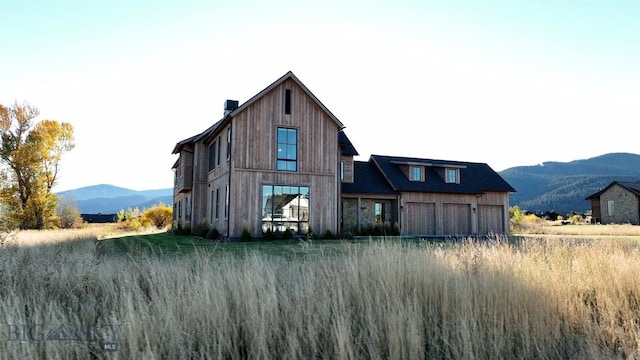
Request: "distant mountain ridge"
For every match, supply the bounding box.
[499,153,640,214]
[57,153,639,216]
[57,184,172,214]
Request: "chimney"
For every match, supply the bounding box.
[224,100,239,116]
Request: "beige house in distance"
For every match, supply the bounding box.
[172,72,516,239]
[586,181,640,224]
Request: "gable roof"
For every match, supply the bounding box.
[338,131,359,156]
[342,161,396,194]
[172,71,344,154]
[586,181,640,199]
[370,155,516,194]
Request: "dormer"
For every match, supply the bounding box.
[391,160,432,182]
[434,165,465,184]
[339,131,358,183]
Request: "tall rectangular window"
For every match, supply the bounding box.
[225,184,229,218]
[215,188,220,219]
[208,140,216,171]
[447,168,458,184]
[277,127,297,171]
[374,202,384,224]
[284,89,292,115]
[226,128,232,160]
[217,136,221,166]
[214,190,216,223]
[607,200,615,216]
[340,160,345,180]
[412,166,421,181]
[185,196,191,221]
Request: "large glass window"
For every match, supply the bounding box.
[262,185,309,234]
[277,128,297,171]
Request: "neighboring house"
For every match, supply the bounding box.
[172,71,516,239]
[586,181,640,224]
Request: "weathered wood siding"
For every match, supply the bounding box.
[341,155,354,183]
[224,79,341,237]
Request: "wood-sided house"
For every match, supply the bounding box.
[586,181,640,225]
[172,71,516,239]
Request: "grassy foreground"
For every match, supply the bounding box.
[0,229,639,359]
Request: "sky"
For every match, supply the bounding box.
[1,0,638,192]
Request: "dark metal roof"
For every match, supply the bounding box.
[342,161,396,194]
[338,131,359,156]
[370,155,516,194]
[586,181,640,199]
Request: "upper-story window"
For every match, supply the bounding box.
[285,89,292,115]
[340,160,345,180]
[277,127,297,171]
[226,128,232,160]
[208,140,217,171]
[411,166,422,181]
[446,168,459,184]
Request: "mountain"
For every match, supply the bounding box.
[57,184,172,214]
[499,153,640,215]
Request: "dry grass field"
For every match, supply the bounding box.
[0,225,638,359]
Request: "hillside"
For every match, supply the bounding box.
[57,184,172,214]
[499,153,640,214]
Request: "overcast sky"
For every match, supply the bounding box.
[1,0,638,192]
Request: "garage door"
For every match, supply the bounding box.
[478,205,505,235]
[443,203,471,235]
[405,202,436,235]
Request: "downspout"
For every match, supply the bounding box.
[226,124,233,240]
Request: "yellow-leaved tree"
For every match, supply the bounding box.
[0,101,75,229]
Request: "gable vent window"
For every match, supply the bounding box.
[285,89,292,115]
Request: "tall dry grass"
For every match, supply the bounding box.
[0,231,639,359]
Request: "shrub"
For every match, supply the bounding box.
[141,203,173,229]
[192,221,210,238]
[263,228,275,241]
[206,227,220,240]
[282,228,293,240]
[240,228,251,242]
[323,230,334,239]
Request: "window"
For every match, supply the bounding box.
[285,89,292,115]
[185,196,191,221]
[217,136,221,166]
[178,200,182,218]
[412,166,421,181]
[210,190,215,223]
[262,185,309,234]
[225,184,229,219]
[215,188,220,219]
[208,140,217,171]
[226,128,232,160]
[277,128,297,171]
[446,168,458,184]
[374,202,384,224]
[340,160,345,180]
[608,200,615,216]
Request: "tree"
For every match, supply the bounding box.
[141,203,173,229]
[0,101,75,229]
[56,195,83,228]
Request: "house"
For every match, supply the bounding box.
[586,181,640,224]
[341,155,515,236]
[172,71,516,239]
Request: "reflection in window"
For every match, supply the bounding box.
[262,185,309,234]
[375,202,384,224]
[277,128,297,171]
